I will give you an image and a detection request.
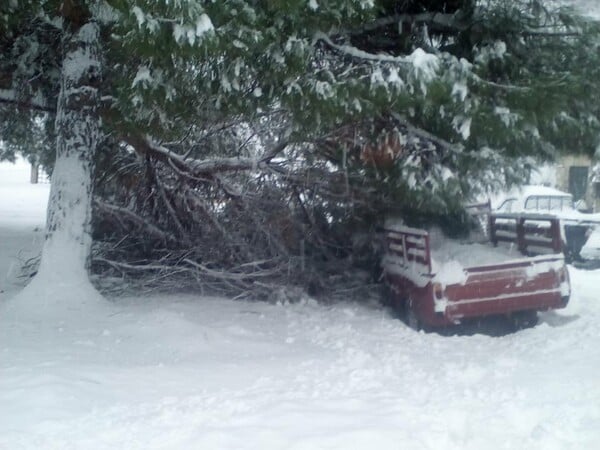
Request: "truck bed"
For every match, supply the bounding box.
[383,217,570,328]
[428,228,522,284]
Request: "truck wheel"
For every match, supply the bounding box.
[406,299,421,331]
[380,282,393,307]
[510,310,538,330]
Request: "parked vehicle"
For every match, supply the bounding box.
[494,185,576,214]
[493,185,600,262]
[382,215,570,330]
[580,226,600,267]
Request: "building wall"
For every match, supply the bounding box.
[555,155,599,212]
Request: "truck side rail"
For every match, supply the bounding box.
[384,224,432,274]
[489,213,562,255]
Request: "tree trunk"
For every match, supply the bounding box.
[30,162,39,184]
[40,22,102,279]
[5,22,106,318]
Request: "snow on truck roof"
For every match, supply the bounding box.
[497,185,572,203]
[513,185,572,198]
[490,185,575,212]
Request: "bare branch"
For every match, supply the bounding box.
[95,258,180,272]
[94,199,174,243]
[183,258,280,280]
[151,163,192,245]
[0,88,56,113]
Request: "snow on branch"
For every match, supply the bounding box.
[314,32,412,64]
[470,73,531,92]
[133,135,289,176]
[391,113,461,154]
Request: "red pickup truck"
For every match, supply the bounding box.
[382,214,570,330]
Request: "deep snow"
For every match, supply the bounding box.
[1,159,599,450]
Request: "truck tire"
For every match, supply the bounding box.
[406,298,421,331]
[380,282,393,307]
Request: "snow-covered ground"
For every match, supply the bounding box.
[1,159,599,449]
[0,158,49,303]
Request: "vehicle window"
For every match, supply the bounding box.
[498,199,516,212]
[537,196,550,210]
[549,197,563,210]
[524,197,537,210]
[565,197,575,209]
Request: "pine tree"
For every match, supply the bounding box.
[1,1,600,307]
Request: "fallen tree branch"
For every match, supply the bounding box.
[94,199,174,244]
[151,163,192,245]
[94,256,282,281]
[183,258,281,280]
[124,134,289,176]
[95,258,180,272]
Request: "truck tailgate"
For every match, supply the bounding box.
[441,256,569,320]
